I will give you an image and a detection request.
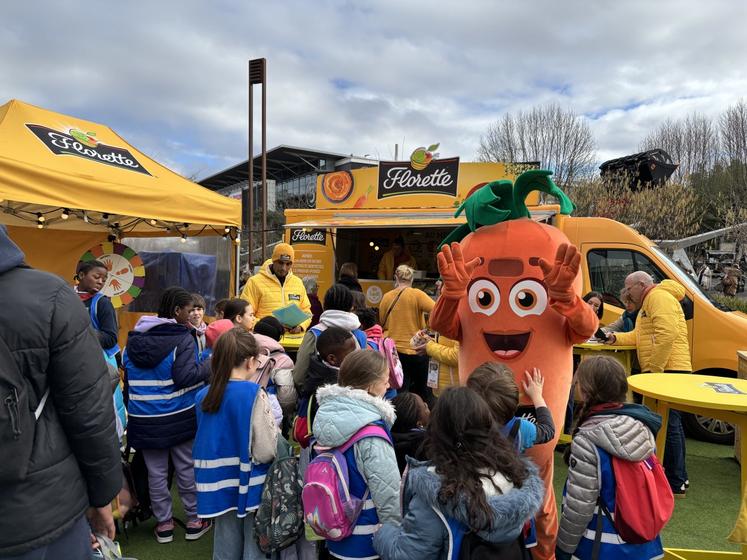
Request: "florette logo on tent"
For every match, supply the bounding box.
[25,124,152,176]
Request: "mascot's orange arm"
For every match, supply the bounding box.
[429,295,462,341]
[552,295,599,345]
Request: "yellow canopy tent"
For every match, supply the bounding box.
[0,99,241,279]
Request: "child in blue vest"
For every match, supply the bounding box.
[312,349,401,559]
[292,284,368,389]
[373,386,544,560]
[75,260,119,361]
[466,362,555,454]
[467,362,555,551]
[75,260,126,437]
[556,356,664,560]
[123,287,211,544]
[193,327,278,560]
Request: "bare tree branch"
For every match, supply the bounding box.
[477,103,596,188]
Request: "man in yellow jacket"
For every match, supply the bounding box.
[607,271,691,496]
[240,243,312,333]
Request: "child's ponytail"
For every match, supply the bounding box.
[201,327,259,413]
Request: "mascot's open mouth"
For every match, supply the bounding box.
[483,331,531,360]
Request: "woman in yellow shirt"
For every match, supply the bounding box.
[378,265,435,405]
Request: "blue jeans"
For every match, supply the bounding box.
[663,409,688,490]
[213,511,264,560]
[1,515,90,560]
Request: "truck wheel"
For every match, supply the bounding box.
[680,369,738,445]
[682,412,735,445]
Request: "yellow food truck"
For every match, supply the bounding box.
[284,158,747,443]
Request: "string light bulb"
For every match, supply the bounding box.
[224,226,231,234]
[374,245,380,251]
[61,209,70,220]
[180,234,187,243]
[369,241,374,247]
[102,213,109,220]
[149,219,157,226]
[234,234,241,245]
[36,213,45,223]
[37,221,44,229]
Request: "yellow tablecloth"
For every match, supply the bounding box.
[628,373,747,559]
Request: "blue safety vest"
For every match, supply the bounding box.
[90,292,121,359]
[123,348,203,418]
[569,447,664,559]
[193,381,271,517]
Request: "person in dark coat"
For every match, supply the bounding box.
[338,262,364,293]
[303,276,323,327]
[390,392,430,473]
[0,225,121,558]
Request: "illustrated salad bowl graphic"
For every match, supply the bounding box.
[410,143,440,171]
[69,128,99,148]
[321,170,354,204]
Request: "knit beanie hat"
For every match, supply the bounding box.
[272,243,294,262]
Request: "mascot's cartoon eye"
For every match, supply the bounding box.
[509,280,548,317]
[468,279,501,316]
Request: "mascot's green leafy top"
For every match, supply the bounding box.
[440,169,575,248]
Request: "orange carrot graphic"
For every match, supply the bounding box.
[354,185,374,208]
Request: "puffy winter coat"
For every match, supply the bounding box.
[0,227,120,556]
[313,384,401,525]
[613,280,691,372]
[123,316,207,449]
[240,259,311,330]
[374,458,545,560]
[557,406,664,558]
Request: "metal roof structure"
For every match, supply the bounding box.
[199,145,377,191]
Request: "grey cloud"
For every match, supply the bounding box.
[1,0,745,178]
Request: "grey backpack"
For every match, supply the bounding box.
[254,438,304,553]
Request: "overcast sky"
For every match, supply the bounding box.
[2,1,745,181]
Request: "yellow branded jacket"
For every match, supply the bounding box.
[240,260,312,331]
[425,335,459,396]
[613,279,691,372]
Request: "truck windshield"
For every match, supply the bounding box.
[650,246,730,311]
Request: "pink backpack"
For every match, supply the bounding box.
[302,425,390,541]
[368,335,404,390]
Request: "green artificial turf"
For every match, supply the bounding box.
[119,438,741,559]
[553,438,742,553]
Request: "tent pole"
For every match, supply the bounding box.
[261,60,268,263]
[247,61,255,273]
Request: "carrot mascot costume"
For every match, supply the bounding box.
[430,169,598,560]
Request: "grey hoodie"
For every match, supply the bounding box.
[557,414,657,554]
[313,384,401,524]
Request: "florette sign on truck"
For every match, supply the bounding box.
[284,154,747,443]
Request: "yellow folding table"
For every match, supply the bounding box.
[558,343,638,444]
[628,373,747,559]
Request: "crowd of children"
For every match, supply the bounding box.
[79,268,672,560]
